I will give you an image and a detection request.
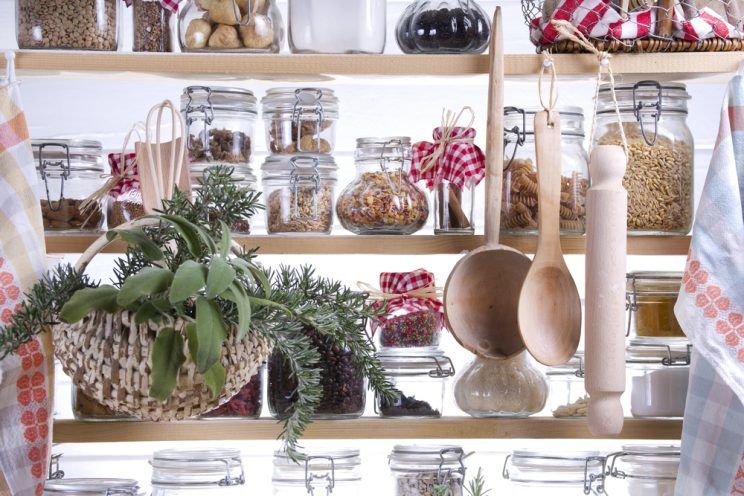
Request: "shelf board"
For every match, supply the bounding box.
[52,417,682,443]
[44,234,690,255]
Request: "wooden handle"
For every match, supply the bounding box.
[484,7,503,246]
[656,0,675,38]
[534,111,562,258]
[585,145,627,436]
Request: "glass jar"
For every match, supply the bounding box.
[389,445,466,496]
[200,366,263,419]
[273,448,362,495]
[190,163,257,234]
[595,82,693,235]
[337,137,429,235]
[434,179,475,235]
[178,0,283,52]
[133,0,172,52]
[16,0,119,50]
[395,0,490,54]
[503,451,606,495]
[106,152,145,229]
[151,448,245,496]
[627,272,685,338]
[376,351,453,418]
[262,88,339,155]
[261,155,337,235]
[546,354,588,418]
[454,351,548,418]
[606,445,680,496]
[502,106,589,235]
[33,140,106,232]
[268,327,365,419]
[627,338,691,418]
[72,387,137,422]
[288,0,386,54]
[43,479,142,495]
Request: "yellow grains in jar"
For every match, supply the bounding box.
[627,272,685,338]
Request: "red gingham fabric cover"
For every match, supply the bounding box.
[108,152,140,198]
[124,0,181,13]
[410,127,485,190]
[369,269,444,334]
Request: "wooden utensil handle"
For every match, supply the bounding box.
[484,7,503,246]
[534,110,562,256]
[656,0,675,38]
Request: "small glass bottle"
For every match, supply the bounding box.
[434,179,475,234]
[546,353,588,418]
[503,450,606,495]
[605,445,680,496]
[151,448,245,496]
[262,88,339,154]
[272,448,362,495]
[133,0,172,52]
[43,479,142,496]
[389,445,466,496]
[626,272,685,338]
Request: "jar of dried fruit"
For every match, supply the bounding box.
[200,365,263,419]
[337,137,429,235]
[626,272,685,339]
[262,88,339,154]
[273,448,362,495]
[178,0,283,52]
[191,163,258,234]
[594,82,693,235]
[261,155,337,235]
[132,0,173,52]
[546,353,588,418]
[501,106,589,234]
[388,445,466,496]
[33,140,107,232]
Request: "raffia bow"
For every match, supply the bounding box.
[419,106,477,174]
[357,282,443,302]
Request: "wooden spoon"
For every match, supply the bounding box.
[444,7,532,359]
[517,111,582,366]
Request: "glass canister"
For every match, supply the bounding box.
[605,445,680,496]
[337,137,429,235]
[16,0,119,50]
[43,479,142,496]
[501,106,589,234]
[132,0,172,52]
[178,0,283,52]
[376,351,454,418]
[546,353,588,418]
[288,0,386,54]
[627,272,685,338]
[262,88,339,155]
[33,140,106,232]
[454,351,548,418]
[190,164,257,234]
[389,445,466,496]
[595,82,693,235]
[627,338,692,418]
[261,155,337,235]
[273,448,362,495]
[395,0,490,54]
[151,448,245,495]
[503,451,606,495]
[72,387,137,422]
[200,365,263,419]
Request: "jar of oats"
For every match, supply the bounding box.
[595,82,693,235]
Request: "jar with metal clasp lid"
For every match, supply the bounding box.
[502,450,606,495]
[150,448,245,495]
[43,479,142,496]
[546,353,588,418]
[605,445,680,496]
[272,448,362,495]
[626,272,685,338]
[389,445,466,496]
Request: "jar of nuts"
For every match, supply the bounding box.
[502,106,589,235]
[337,137,429,235]
[595,82,694,235]
[261,88,339,155]
[261,155,337,235]
[546,353,588,419]
[33,140,107,232]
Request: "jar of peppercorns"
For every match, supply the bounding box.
[200,365,264,419]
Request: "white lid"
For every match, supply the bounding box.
[389,444,465,473]
[261,87,339,117]
[181,86,257,114]
[377,350,454,378]
[151,448,244,487]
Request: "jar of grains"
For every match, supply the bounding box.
[16,0,119,50]
[151,449,246,496]
[200,365,263,419]
[190,163,258,234]
[389,445,466,496]
[43,479,142,496]
[337,137,429,235]
[503,451,606,496]
[605,445,680,496]
[273,448,362,495]
[132,0,172,52]
[33,140,106,232]
[501,106,589,234]
[261,155,337,234]
[261,88,339,154]
[627,272,685,338]
[595,82,693,234]
[546,353,589,418]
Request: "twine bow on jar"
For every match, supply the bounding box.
[418,107,477,174]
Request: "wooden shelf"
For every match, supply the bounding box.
[52,417,682,443]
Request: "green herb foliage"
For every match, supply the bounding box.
[465,468,491,496]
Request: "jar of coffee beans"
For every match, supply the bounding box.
[33,140,107,232]
[132,0,173,52]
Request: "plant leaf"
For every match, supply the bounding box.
[108,228,164,261]
[250,266,271,298]
[185,322,198,364]
[59,285,121,323]
[247,296,290,313]
[148,215,202,258]
[149,327,186,402]
[134,301,160,324]
[117,267,174,307]
[222,282,252,339]
[195,297,227,374]
[206,257,236,299]
[169,260,207,304]
[203,361,226,399]
[219,221,231,259]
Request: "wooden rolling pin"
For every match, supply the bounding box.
[585,145,627,436]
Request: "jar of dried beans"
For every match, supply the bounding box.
[261,155,337,235]
[337,137,429,235]
[389,445,466,496]
[273,448,362,495]
[502,106,589,234]
[595,82,693,235]
[546,353,588,418]
[626,272,685,338]
[191,163,258,234]
[200,365,263,419]
[132,0,173,52]
[33,140,107,232]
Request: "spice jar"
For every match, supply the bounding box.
[33,140,106,232]
[16,0,119,50]
[261,155,337,235]
[627,338,691,418]
[501,106,589,234]
[595,82,693,235]
[546,353,588,418]
[178,0,283,52]
[273,448,362,495]
[43,479,142,496]
[627,272,685,338]
[503,450,606,495]
[268,327,365,419]
[151,448,245,495]
[72,387,137,422]
[288,0,386,54]
[132,0,173,52]
[337,138,429,235]
[605,445,680,496]
[454,351,548,418]
[201,366,263,419]
[395,0,490,54]
[389,445,466,496]
[191,163,258,234]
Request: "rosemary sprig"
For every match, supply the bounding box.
[465,468,491,496]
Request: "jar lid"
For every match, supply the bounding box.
[626,337,692,365]
[180,86,257,115]
[597,81,690,114]
[356,137,412,147]
[273,448,362,485]
[377,350,455,378]
[190,164,257,185]
[32,139,104,173]
[261,87,339,117]
[504,450,604,489]
[626,271,682,295]
[389,445,465,473]
[503,106,585,137]
[43,479,142,495]
[261,154,338,181]
[151,448,244,487]
[606,445,680,481]
[546,352,584,377]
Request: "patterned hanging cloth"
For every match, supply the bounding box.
[0,52,53,496]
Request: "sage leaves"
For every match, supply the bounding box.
[194,297,227,374]
[117,267,174,307]
[169,260,207,304]
[206,256,235,299]
[59,285,121,323]
[149,327,186,401]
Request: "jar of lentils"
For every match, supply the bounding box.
[273,448,362,495]
[389,445,466,496]
[262,88,339,154]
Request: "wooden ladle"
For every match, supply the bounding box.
[517,111,582,366]
[444,7,532,359]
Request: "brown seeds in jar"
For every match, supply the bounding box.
[17,0,118,50]
[41,199,103,231]
[267,185,333,233]
[188,129,252,164]
[108,200,146,229]
[268,119,333,154]
[133,0,172,52]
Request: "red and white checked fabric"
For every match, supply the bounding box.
[410,127,485,190]
[369,269,444,334]
[108,152,139,198]
[123,0,181,13]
